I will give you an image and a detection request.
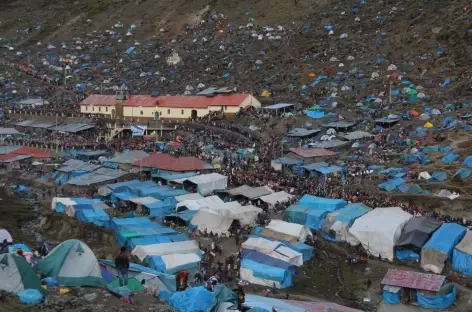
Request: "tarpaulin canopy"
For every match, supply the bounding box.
[348,207,412,260]
[421,223,467,274]
[453,231,472,275]
[395,216,442,250]
[322,203,372,242]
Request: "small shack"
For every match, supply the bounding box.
[381,269,456,309]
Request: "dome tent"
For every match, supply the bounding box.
[35,239,104,287]
[0,253,43,293]
[0,227,13,243]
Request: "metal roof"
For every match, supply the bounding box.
[80,94,116,106]
[263,103,295,110]
[289,147,336,158]
[311,140,349,149]
[0,154,31,163]
[0,128,21,135]
[12,120,56,129]
[50,123,95,133]
[77,150,109,157]
[341,131,374,141]
[123,95,159,107]
[57,159,102,173]
[156,94,250,108]
[381,269,445,292]
[287,128,321,137]
[323,121,357,128]
[108,150,150,164]
[241,186,274,200]
[67,167,128,186]
[197,87,234,95]
[134,154,211,171]
[0,146,21,155]
[227,185,253,196]
[14,98,49,106]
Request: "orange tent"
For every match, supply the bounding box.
[410,110,420,117]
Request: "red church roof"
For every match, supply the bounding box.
[80,93,252,109]
[155,94,250,109]
[133,153,210,172]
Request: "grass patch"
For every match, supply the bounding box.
[0,189,37,246]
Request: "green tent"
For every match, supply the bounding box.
[108,277,145,291]
[0,253,43,293]
[35,239,105,288]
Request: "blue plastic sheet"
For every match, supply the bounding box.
[417,285,456,310]
[422,223,467,261]
[169,286,213,312]
[395,250,420,261]
[17,289,44,305]
[440,154,459,164]
[453,247,472,276]
[241,259,292,288]
[382,289,401,304]
[454,168,471,181]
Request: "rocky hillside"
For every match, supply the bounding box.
[1,0,471,104]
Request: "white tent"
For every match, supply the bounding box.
[129,197,160,205]
[156,253,201,273]
[0,254,42,293]
[348,207,412,261]
[418,171,432,180]
[190,208,233,235]
[242,237,303,266]
[185,173,228,195]
[230,205,263,226]
[259,191,293,206]
[132,240,200,261]
[51,197,76,211]
[0,227,13,243]
[174,193,204,202]
[175,195,224,212]
[265,220,313,242]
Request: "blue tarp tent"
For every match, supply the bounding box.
[127,233,188,249]
[106,180,141,193]
[165,210,198,226]
[116,224,176,246]
[321,203,372,241]
[250,231,313,262]
[141,186,187,200]
[421,223,467,273]
[454,168,472,181]
[378,177,406,191]
[169,286,213,312]
[75,209,110,226]
[147,198,178,220]
[298,195,346,210]
[440,154,459,164]
[417,284,456,310]
[463,156,472,168]
[241,249,297,272]
[147,253,201,274]
[111,192,137,202]
[283,205,327,231]
[108,217,154,230]
[452,231,472,275]
[428,171,447,183]
[240,259,293,289]
[382,286,401,304]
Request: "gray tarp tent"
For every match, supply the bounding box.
[395,216,442,250]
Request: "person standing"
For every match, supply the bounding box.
[115,247,130,287]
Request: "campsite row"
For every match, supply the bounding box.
[284,195,472,276]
